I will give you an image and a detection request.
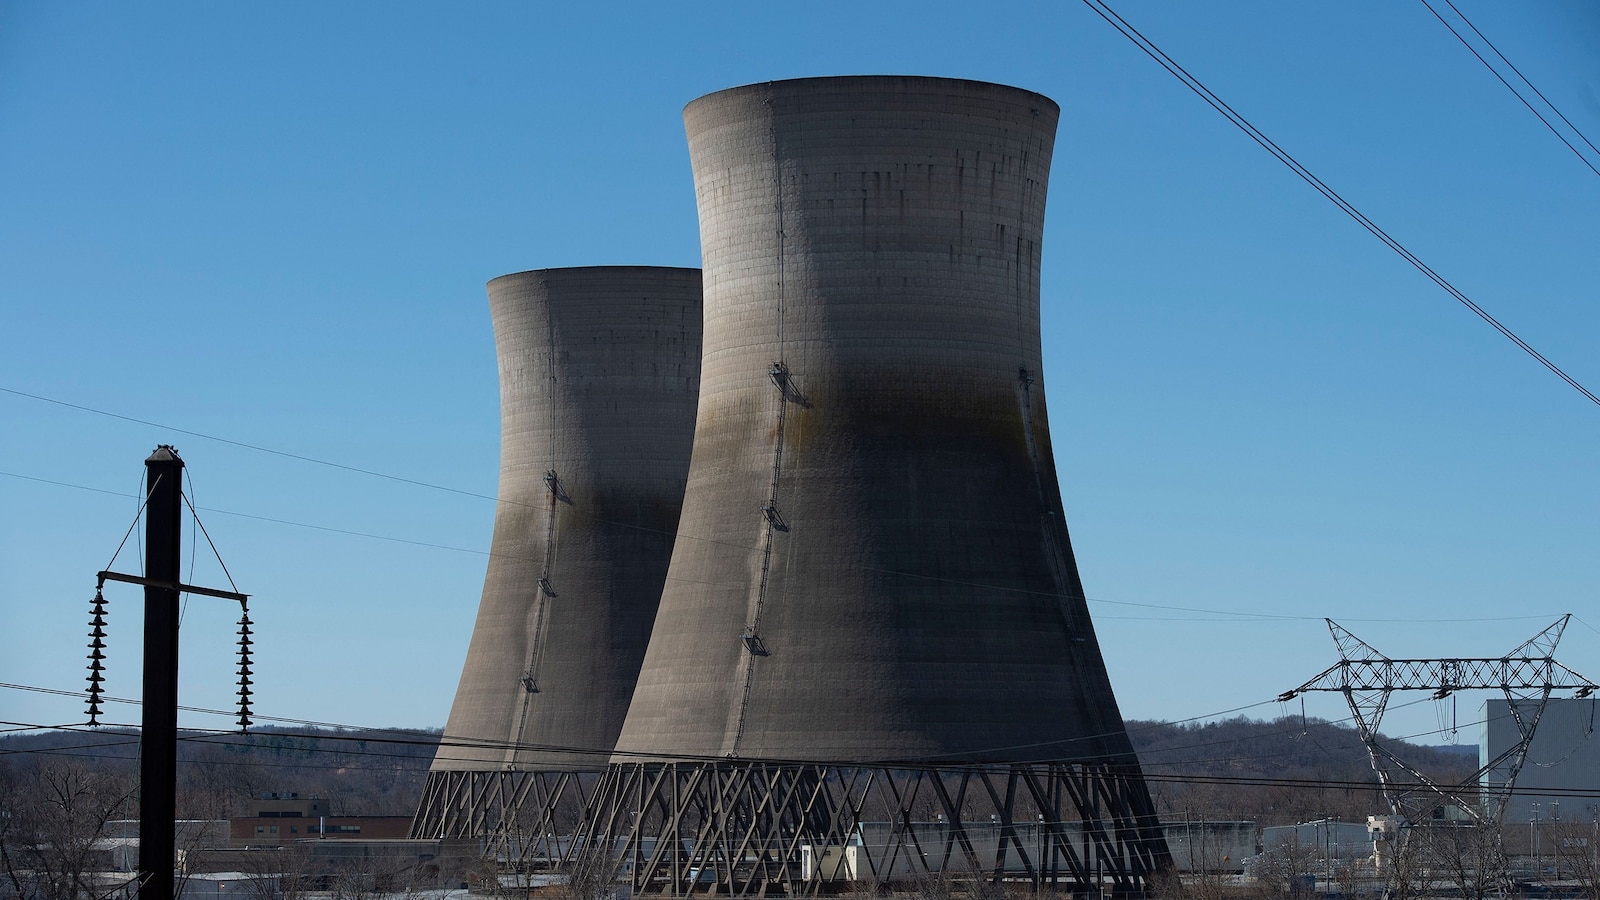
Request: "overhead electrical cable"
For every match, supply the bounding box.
[1421,0,1600,179]
[0,385,771,560]
[0,686,1563,792]
[3,469,1571,627]
[8,718,1597,799]
[0,680,1289,759]
[1080,0,1600,410]
[0,678,1478,772]
[0,680,450,741]
[0,469,498,557]
[0,385,500,502]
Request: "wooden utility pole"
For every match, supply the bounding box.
[88,446,249,899]
[138,445,183,900]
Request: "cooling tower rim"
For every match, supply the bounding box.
[684,74,1060,118]
[487,265,702,290]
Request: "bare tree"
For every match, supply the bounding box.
[459,854,518,900]
[234,842,317,900]
[0,758,137,900]
[325,857,379,900]
[1248,835,1322,898]
[172,785,231,900]
[1423,822,1510,900]
[556,839,621,900]
[1374,824,1428,900]
[1547,819,1600,900]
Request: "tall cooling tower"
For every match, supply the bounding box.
[617,76,1135,764]
[412,266,702,849]
[591,77,1168,897]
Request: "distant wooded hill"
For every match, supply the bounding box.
[1,716,1478,823]
[1127,716,1478,826]
[0,725,439,817]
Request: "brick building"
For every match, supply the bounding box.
[229,793,409,848]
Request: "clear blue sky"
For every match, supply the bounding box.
[3,1,1596,747]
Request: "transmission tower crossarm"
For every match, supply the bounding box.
[1283,657,1597,696]
[1279,616,1598,700]
[1278,661,1344,701]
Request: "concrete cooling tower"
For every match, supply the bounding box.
[411,266,702,850]
[588,77,1169,897]
[617,76,1137,764]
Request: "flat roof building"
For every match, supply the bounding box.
[230,795,409,848]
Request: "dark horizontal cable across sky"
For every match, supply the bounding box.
[0,465,1574,628]
[1081,0,1599,410]
[7,678,1580,779]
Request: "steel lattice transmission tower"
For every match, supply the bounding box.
[1279,616,1596,825]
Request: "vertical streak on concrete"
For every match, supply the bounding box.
[723,82,793,758]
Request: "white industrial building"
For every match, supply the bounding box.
[1261,819,1374,865]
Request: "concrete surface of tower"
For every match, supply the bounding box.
[614,76,1142,767]
[430,266,703,774]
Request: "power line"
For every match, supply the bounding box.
[4,467,1573,629]
[1081,0,1600,410]
[0,386,771,561]
[1,688,1577,798]
[0,386,500,503]
[0,679,1300,764]
[1420,0,1600,179]
[5,679,1263,763]
[0,469,494,557]
[9,721,1600,800]
[0,679,1476,774]
[0,681,443,741]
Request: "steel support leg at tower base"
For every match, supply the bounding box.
[410,769,599,867]
[571,761,1171,899]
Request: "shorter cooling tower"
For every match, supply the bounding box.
[412,266,702,848]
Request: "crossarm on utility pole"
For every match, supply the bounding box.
[97,570,249,603]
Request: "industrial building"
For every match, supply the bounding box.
[1484,697,1600,826]
[1164,821,1259,874]
[1260,820,1375,869]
